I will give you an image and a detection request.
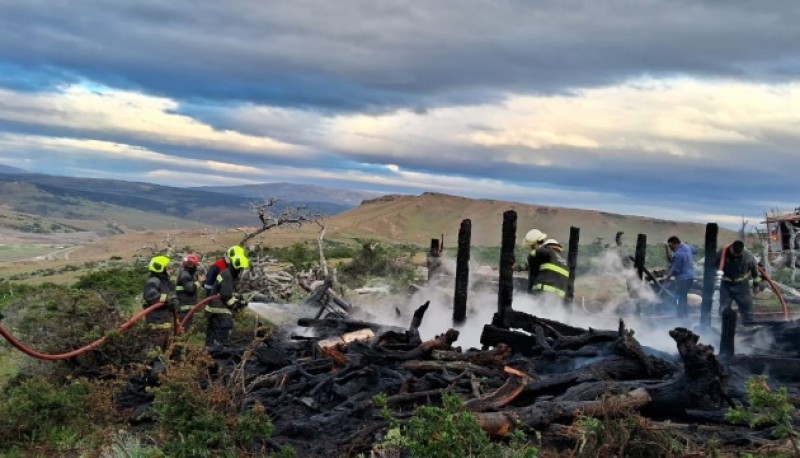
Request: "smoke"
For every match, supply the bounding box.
[252,249,772,357]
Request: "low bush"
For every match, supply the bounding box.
[376,391,539,458]
[0,377,93,449]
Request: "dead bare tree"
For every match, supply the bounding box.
[238,198,321,246]
[740,215,749,241]
[135,229,180,261]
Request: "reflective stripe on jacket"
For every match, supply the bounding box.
[206,264,236,315]
[527,246,569,296]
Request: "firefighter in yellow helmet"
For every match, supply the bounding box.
[523,230,569,299]
[142,255,178,351]
[205,249,250,347]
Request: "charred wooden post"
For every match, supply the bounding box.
[565,226,580,308]
[700,223,719,328]
[719,307,737,360]
[494,210,517,327]
[634,234,647,316]
[634,234,647,281]
[453,219,471,324]
[427,237,442,281]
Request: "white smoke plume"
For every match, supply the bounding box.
[252,249,773,356]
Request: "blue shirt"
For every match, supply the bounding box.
[668,243,696,280]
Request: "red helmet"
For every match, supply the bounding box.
[182,253,201,269]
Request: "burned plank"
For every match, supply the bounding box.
[475,388,651,437]
[464,367,532,412]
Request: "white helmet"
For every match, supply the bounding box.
[523,229,547,248]
[543,238,562,249]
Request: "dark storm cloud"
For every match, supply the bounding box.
[1,0,799,111]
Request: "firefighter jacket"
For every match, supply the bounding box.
[203,258,228,296]
[175,267,200,312]
[527,246,569,297]
[206,263,239,315]
[715,248,760,285]
[143,272,174,326]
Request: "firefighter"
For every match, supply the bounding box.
[175,253,205,329]
[205,249,250,347]
[716,240,761,324]
[203,245,245,297]
[523,229,569,299]
[142,255,179,351]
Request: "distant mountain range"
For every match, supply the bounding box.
[0,165,733,250]
[195,183,381,207]
[0,165,378,236]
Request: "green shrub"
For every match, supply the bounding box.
[573,411,686,458]
[726,375,798,450]
[73,265,148,310]
[0,377,92,448]
[339,241,417,289]
[377,391,538,458]
[151,348,274,457]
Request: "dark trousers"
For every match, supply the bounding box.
[673,278,693,318]
[720,281,754,323]
[206,313,233,347]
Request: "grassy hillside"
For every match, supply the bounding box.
[0,181,210,236]
[0,173,364,237]
[319,192,735,248]
[5,191,733,261]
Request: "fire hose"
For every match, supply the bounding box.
[719,243,789,321]
[0,295,219,361]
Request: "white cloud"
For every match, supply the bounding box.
[0,85,306,157]
[2,76,799,224]
[0,133,263,176]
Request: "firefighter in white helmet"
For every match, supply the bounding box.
[523,230,569,299]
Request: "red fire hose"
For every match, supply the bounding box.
[178,295,219,332]
[0,294,220,361]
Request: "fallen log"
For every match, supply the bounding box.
[475,387,651,437]
[464,367,531,412]
[431,343,512,367]
[401,360,501,378]
[297,317,406,336]
[545,328,731,416]
[365,329,460,362]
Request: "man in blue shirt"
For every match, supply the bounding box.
[667,236,696,318]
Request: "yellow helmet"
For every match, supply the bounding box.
[148,255,171,273]
[227,245,245,259]
[229,252,250,270]
[523,229,547,249]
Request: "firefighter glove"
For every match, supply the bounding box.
[230,293,248,312]
[169,297,181,310]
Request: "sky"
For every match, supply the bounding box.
[0,1,799,229]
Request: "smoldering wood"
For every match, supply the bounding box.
[464,367,531,412]
[149,270,800,457]
[565,226,580,306]
[634,233,647,316]
[634,234,647,281]
[453,219,471,324]
[719,307,737,360]
[474,387,651,437]
[496,210,517,324]
[701,222,719,327]
[298,278,352,314]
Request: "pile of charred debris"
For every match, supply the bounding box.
[160,213,800,456]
